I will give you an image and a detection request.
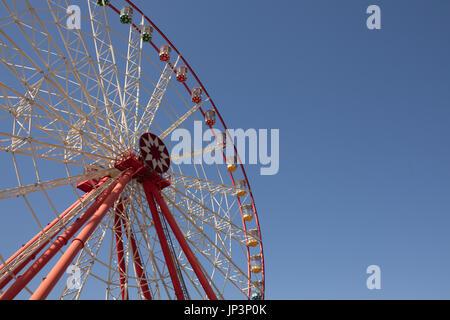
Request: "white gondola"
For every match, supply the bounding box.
[176,66,188,82]
[142,25,153,42]
[159,45,171,62]
[96,0,109,6]
[235,180,247,197]
[120,6,133,24]
[242,203,253,221]
[217,132,227,149]
[227,155,237,172]
[250,254,262,273]
[205,109,216,126]
[246,229,259,247]
[250,280,263,300]
[191,87,203,104]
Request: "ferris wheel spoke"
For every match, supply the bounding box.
[135,56,179,137]
[45,0,125,153]
[6,6,122,157]
[159,98,210,140]
[0,167,114,200]
[173,239,225,300]
[163,198,244,298]
[1,74,115,160]
[167,171,244,197]
[162,191,248,271]
[9,78,43,147]
[166,174,238,234]
[0,132,115,164]
[0,94,117,166]
[0,135,109,169]
[170,143,225,163]
[163,197,248,297]
[0,254,34,296]
[123,16,144,145]
[163,186,253,296]
[176,261,202,299]
[171,229,226,299]
[0,90,69,150]
[0,81,117,163]
[0,4,123,155]
[87,0,129,147]
[165,186,244,235]
[0,146,102,168]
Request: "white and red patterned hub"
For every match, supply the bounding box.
[139,133,170,173]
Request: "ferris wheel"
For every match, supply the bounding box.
[0,0,264,300]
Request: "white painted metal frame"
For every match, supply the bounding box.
[0,0,261,300]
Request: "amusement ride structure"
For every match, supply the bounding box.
[0,0,264,300]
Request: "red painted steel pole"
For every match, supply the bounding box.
[29,168,135,300]
[0,177,108,291]
[113,209,129,300]
[0,177,119,300]
[128,229,152,300]
[142,180,185,300]
[116,201,152,300]
[148,183,217,300]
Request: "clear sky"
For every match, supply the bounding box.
[2,0,450,299]
[135,0,450,299]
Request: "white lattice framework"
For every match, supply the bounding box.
[0,0,263,300]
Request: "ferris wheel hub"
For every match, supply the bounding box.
[112,150,171,190]
[139,133,170,174]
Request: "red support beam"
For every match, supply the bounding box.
[116,201,152,300]
[142,180,185,300]
[113,207,129,300]
[0,177,109,291]
[128,228,152,300]
[0,176,122,300]
[146,181,217,300]
[29,168,135,300]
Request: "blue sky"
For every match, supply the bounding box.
[1,0,450,299]
[137,0,450,299]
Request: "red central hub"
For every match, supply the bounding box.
[77,147,170,193]
[114,150,170,190]
[77,134,171,193]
